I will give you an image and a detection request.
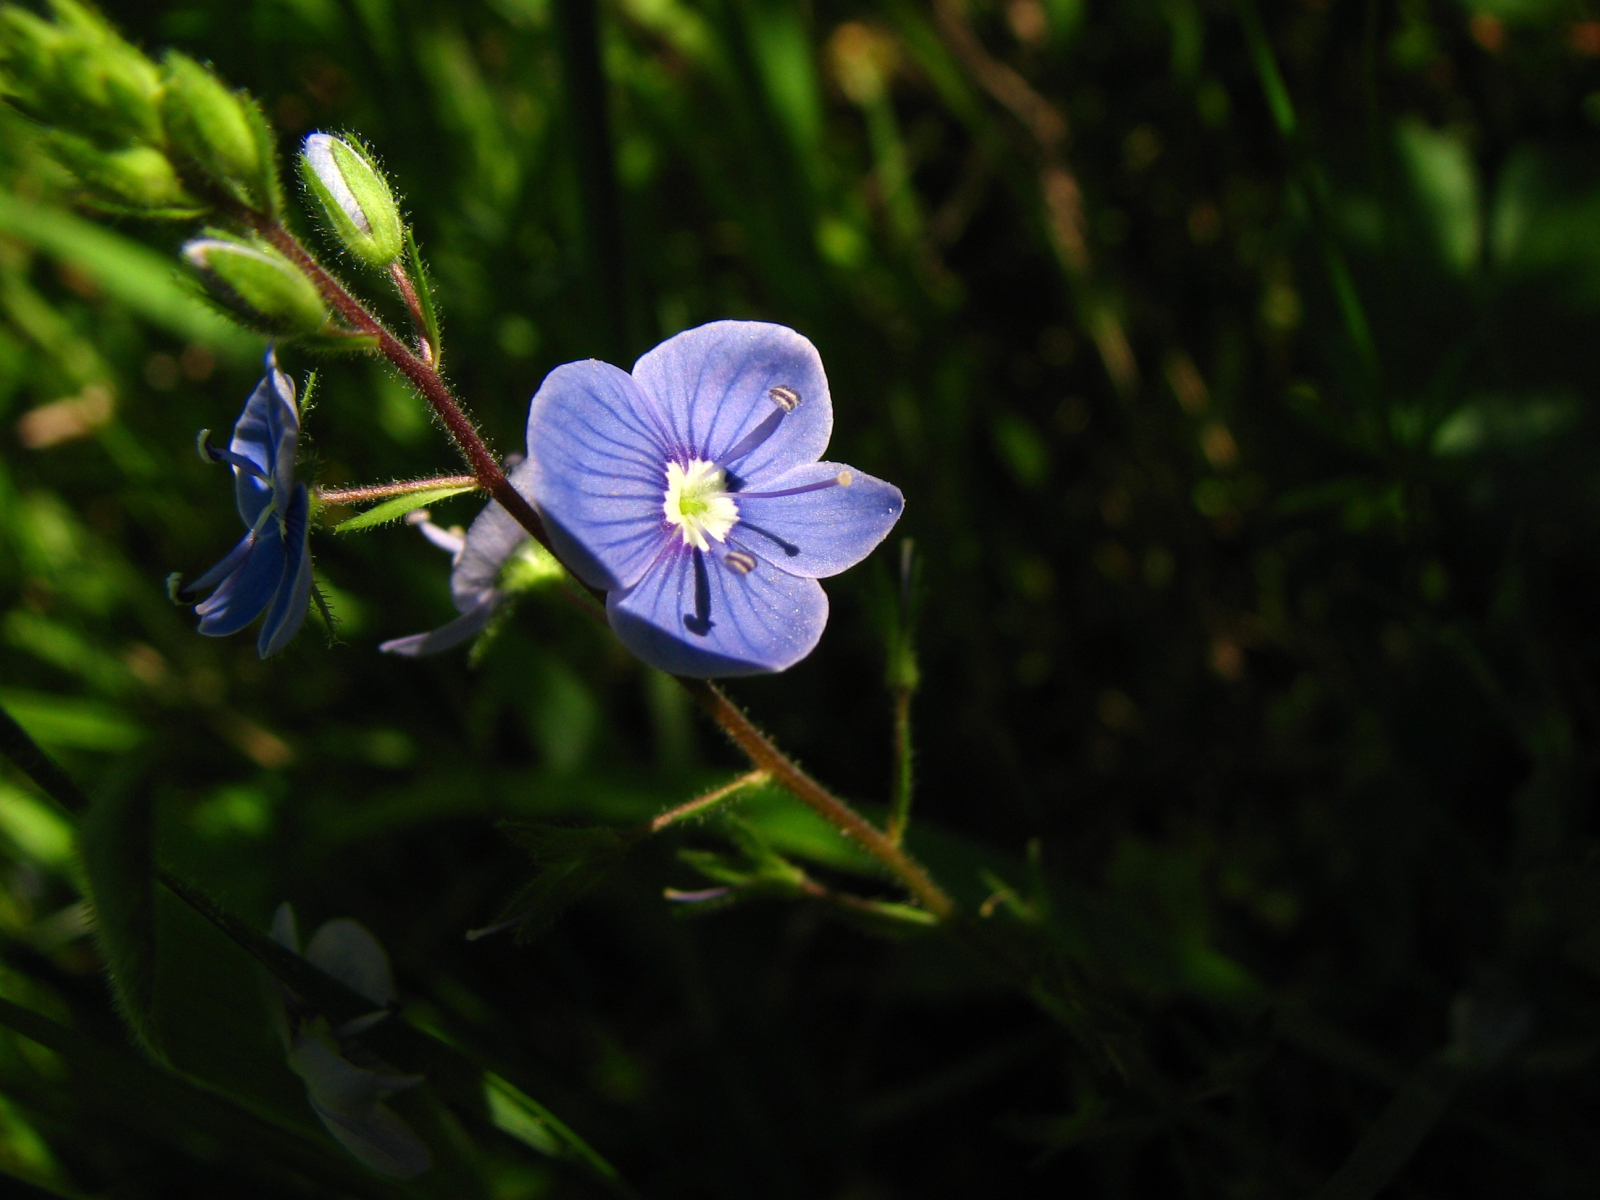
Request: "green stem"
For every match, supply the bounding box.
[886,686,914,846]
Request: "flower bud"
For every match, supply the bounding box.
[298,133,403,268]
[0,0,163,146]
[183,238,328,336]
[47,132,200,213]
[161,52,277,214]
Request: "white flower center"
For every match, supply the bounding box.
[663,459,739,551]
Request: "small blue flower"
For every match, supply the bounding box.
[524,321,904,677]
[180,348,313,657]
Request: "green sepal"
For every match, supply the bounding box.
[299,133,403,268]
[404,225,441,363]
[44,130,203,214]
[332,484,478,533]
[160,52,275,213]
[182,235,329,337]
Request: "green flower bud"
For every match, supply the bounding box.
[183,237,328,336]
[161,52,278,214]
[46,132,201,214]
[0,0,163,146]
[298,133,403,268]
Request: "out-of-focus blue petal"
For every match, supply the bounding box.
[631,321,832,483]
[304,918,396,1008]
[230,348,299,527]
[525,360,674,591]
[194,523,286,636]
[732,463,904,579]
[258,484,312,658]
[607,542,827,677]
[270,902,299,953]
[379,592,500,657]
[452,461,534,610]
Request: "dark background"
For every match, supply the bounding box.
[4,0,1600,1195]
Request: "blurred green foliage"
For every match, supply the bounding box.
[3,0,1600,1195]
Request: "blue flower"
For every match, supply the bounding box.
[525,321,904,677]
[180,348,313,657]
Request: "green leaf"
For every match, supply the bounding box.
[0,191,258,359]
[0,996,404,1199]
[0,700,90,815]
[154,869,634,1196]
[488,823,637,938]
[0,690,141,753]
[404,227,442,365]
[333,485,478,532]
[80,779,160,1058]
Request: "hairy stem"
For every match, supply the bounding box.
[387,261,434,363]
[643,769,768,834]
[316,475,479,506]
[257,220,551,548]
[682,681,956,919]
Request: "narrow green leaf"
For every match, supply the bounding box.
[404,226,442,365]
[0,192,259,359]
[0,701,89,815]
[0,997,402,1199]
[0,690,142,753]
[334,485,477,533]
[80,780,159,1059]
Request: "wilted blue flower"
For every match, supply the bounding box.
[524,321,904,676]
[378,465,567,657]
[377,490,527,656]
[179,348,312,657]
[269,904,431,1180]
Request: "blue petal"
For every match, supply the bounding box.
[607,542,827,677]
[194,524,286,637]
[452,462,534,611]
[183,530,253,596]
[379,592,500,656]
[257,485,312,657]
[630,321,832,484]
[524,360,675,591]
[230,348,299,527]
[732,462,904,579]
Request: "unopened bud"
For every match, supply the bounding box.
[0,0,163,146]
[183,238,328,336]
[298,133,403,268]
[161,52,277,214]
[47,132,199,213]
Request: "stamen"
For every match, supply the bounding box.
[733,471,852,500]
[405,508,467,557]
[723,550,756,575]
[716,385,804,466]
[198,432,272,483]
